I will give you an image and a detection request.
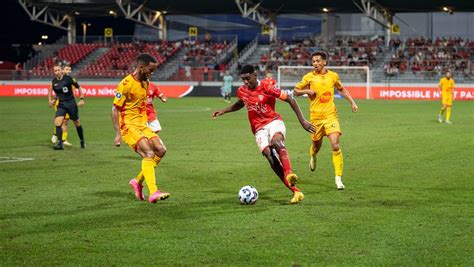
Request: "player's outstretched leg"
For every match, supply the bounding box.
[137,138,170,203]
[271,134,299,186]
[263,147,303,204]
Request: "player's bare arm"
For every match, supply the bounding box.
[337,83,358,112]
[293,87,316,98]
[111,105,122,146]
[48,86,54,108]
[77,86,85,107]
[159,94,167,103]
[284,96,316,133]
[212,99,245,119]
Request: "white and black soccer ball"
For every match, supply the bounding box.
[238,185,259,205]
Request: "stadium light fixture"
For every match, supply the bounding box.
[74,11,80,15]
[322,8,329,13]
[38,42,42,45]
[41,35,48,40]
[109,10,116,16]
[442,6,454,15]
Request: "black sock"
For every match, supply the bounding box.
[56,126,63,145]
[76,125,84,142]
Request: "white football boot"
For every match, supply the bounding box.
[335,176,345,190]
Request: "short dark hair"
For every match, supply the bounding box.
[311,51,327,60]
[137,53,157,65]
[240,64,256,75]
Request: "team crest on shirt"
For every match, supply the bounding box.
[258,95,264,101]
[115,92,122,98]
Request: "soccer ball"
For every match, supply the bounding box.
[238,185,259,205]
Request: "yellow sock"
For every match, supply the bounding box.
[62,131,68,141]
[137,155,161,183]
[309,144,315,156]
[446,107,451,121]
[332,149,343,177]
[53,127,56,135]
[135,171,144,184]
[153,155,162,166]
[142,158,158,194]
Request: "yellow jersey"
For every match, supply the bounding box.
[295,69,343,120]
[113,74,148,129]
[439,77,454,93]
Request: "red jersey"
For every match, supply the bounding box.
[237,80,288,134]
[146,83,163,122]
[262,77,276,87]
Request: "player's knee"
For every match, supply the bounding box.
[144,150,155,158]
[262,148,273,163]
[155,147,166,158]
[271,137,285,150]
[331,143,340,151]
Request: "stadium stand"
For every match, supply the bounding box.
[77,41,181,78]
[30,43,100,77]
[169,40,235,81]
[386,37,474,80]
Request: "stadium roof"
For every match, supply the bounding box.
[28,0,474,15]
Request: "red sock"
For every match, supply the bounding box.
[278,148,292,177]
[278,176,300,192]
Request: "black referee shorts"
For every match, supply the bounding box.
[56,101,79,121]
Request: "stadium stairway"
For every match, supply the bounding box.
[371,49,396,82]
[72,47,110,76]
[153,48,187,81]
[244,45,270,67]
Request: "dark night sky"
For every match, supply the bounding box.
[1,0,135,62]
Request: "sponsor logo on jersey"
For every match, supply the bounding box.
[319,91,332,103]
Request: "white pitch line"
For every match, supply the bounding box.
[0,157,34,164]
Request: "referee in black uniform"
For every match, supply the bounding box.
[48,64,86,150]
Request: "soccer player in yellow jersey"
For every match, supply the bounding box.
[438,71,455,124]
[293,51,358,190]
[111,53,170,203]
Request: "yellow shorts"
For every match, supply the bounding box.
[310,117,341,141]
[442,92,453,106]
[121,125,158,151]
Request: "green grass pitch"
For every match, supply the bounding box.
[0,96,473,265]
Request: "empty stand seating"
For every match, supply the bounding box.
[78,41,180,78]
[31,43,99,77]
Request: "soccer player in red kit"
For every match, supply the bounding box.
[212,65,315,204]
[262,71,276,87]
[146,83,167,133]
